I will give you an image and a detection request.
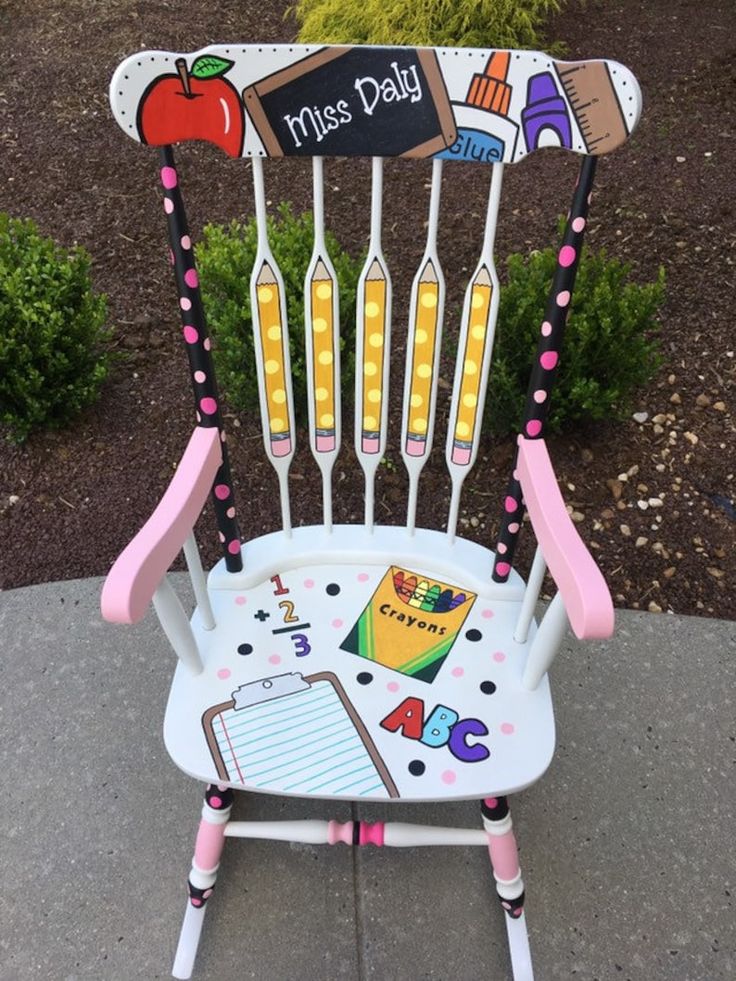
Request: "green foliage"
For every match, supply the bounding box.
[487,243,665,434]
[292,0,564,50]
[196,204,363,421]
[0,214,109,443]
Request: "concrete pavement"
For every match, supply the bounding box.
[1,578,734,980]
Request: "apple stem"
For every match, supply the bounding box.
[175,58,191,97]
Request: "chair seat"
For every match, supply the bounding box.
[164,526,555,802]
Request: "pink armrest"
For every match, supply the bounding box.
[101,426,223,625]
[517,437,614,640]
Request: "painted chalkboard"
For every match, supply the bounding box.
[243,46,456,158]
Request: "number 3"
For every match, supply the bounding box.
[292,634,311,657]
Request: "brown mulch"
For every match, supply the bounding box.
[0,0,734,619]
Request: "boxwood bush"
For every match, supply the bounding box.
[292,0,564,50]
[0,214,110,443]
[196,204,363,423]
[487,243,666,434]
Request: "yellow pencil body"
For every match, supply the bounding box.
[361,263,388,454]
[405,270,440,457]
[310,267,337,452]
[451,271,492,465]
[256,264,292,457]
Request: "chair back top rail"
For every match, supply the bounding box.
[110,44,641,162]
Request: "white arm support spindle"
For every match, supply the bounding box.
[152,576,203,674]
[522,591,568,690]
[182,532,215,631]
[514,544,547,644]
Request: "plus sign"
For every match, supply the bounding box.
[253,609,270,622]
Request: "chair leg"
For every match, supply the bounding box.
[482,796,534,981]
[172,784,234,980]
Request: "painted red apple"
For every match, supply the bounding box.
[137,56,245,157]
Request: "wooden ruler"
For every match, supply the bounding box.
[555,61,627,155]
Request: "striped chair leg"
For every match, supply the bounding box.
[172,785,234,980]
[482,796,534,981]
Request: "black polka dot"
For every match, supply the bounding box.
[238,643,253,656]
[480,681,497,695]
[357,672,373,685]
[408,760,425,776]
[466,629,482,642]
[326,583,340,596]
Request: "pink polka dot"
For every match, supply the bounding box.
[183,325,198,344]
[200,397,218,415]
[501,722,515,734]
[481,609,494,619]
[486,796,498,807]
[451,666,464,677]
[572,217,586,233]
[498,543,507,554]
[558,245,576,267]
[533,389,547,404]
[268,654,281,665]
[493,651,506,662]
[496,562,511,577]
[180,297,192,311]
[331,618,343,628]
[184,268,199,289]
[164,198,174,214]
[160,166,178,189]
[541,321,552,337]
[208,797,221,809]
[441,770,457,785]
[540,351,558,370]
[218,532,225,543]
[304,579,315,589]
[202,889,213,899]
[387,681,400,693]
[504,496,517,513]
[194,370,206,383]
[357,573,369,582]
[556,290,570,307]
[203,338,212,351]
[512,908,522,917]
[508,522,520,534]
[235,596,247,606]
[214,483,230,500]
[227,540,240,555]
[217,668,231,680]
[181,235,192,250]
[191,898,203,907]
[226,506,236,518]
[502,901,512,910]
[526,419,542,437]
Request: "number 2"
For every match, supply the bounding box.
[278,600,298,623]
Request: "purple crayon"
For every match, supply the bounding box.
[449,591,466,610]
[522,72,573,151]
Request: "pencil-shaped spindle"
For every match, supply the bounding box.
[355,157,392,531]
[250,157,296,536]
[493,155,597,582]
[445,162,504,542]
[401,159,445,535]
[304,156,341,531]
[159,146,243,572]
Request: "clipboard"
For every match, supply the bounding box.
[202,671,399,798]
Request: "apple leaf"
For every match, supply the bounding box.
[191,55,235,80]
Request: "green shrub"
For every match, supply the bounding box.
[197,204,363,423]
[292,0,564,50]
[0,214,110,443]
[487,244,665,434]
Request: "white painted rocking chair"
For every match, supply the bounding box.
[102,43,642,979]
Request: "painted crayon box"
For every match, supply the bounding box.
[340,565,476,682]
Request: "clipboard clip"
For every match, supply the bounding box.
[232,672,310,710]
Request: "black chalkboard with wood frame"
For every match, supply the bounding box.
[243,46,456,158]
